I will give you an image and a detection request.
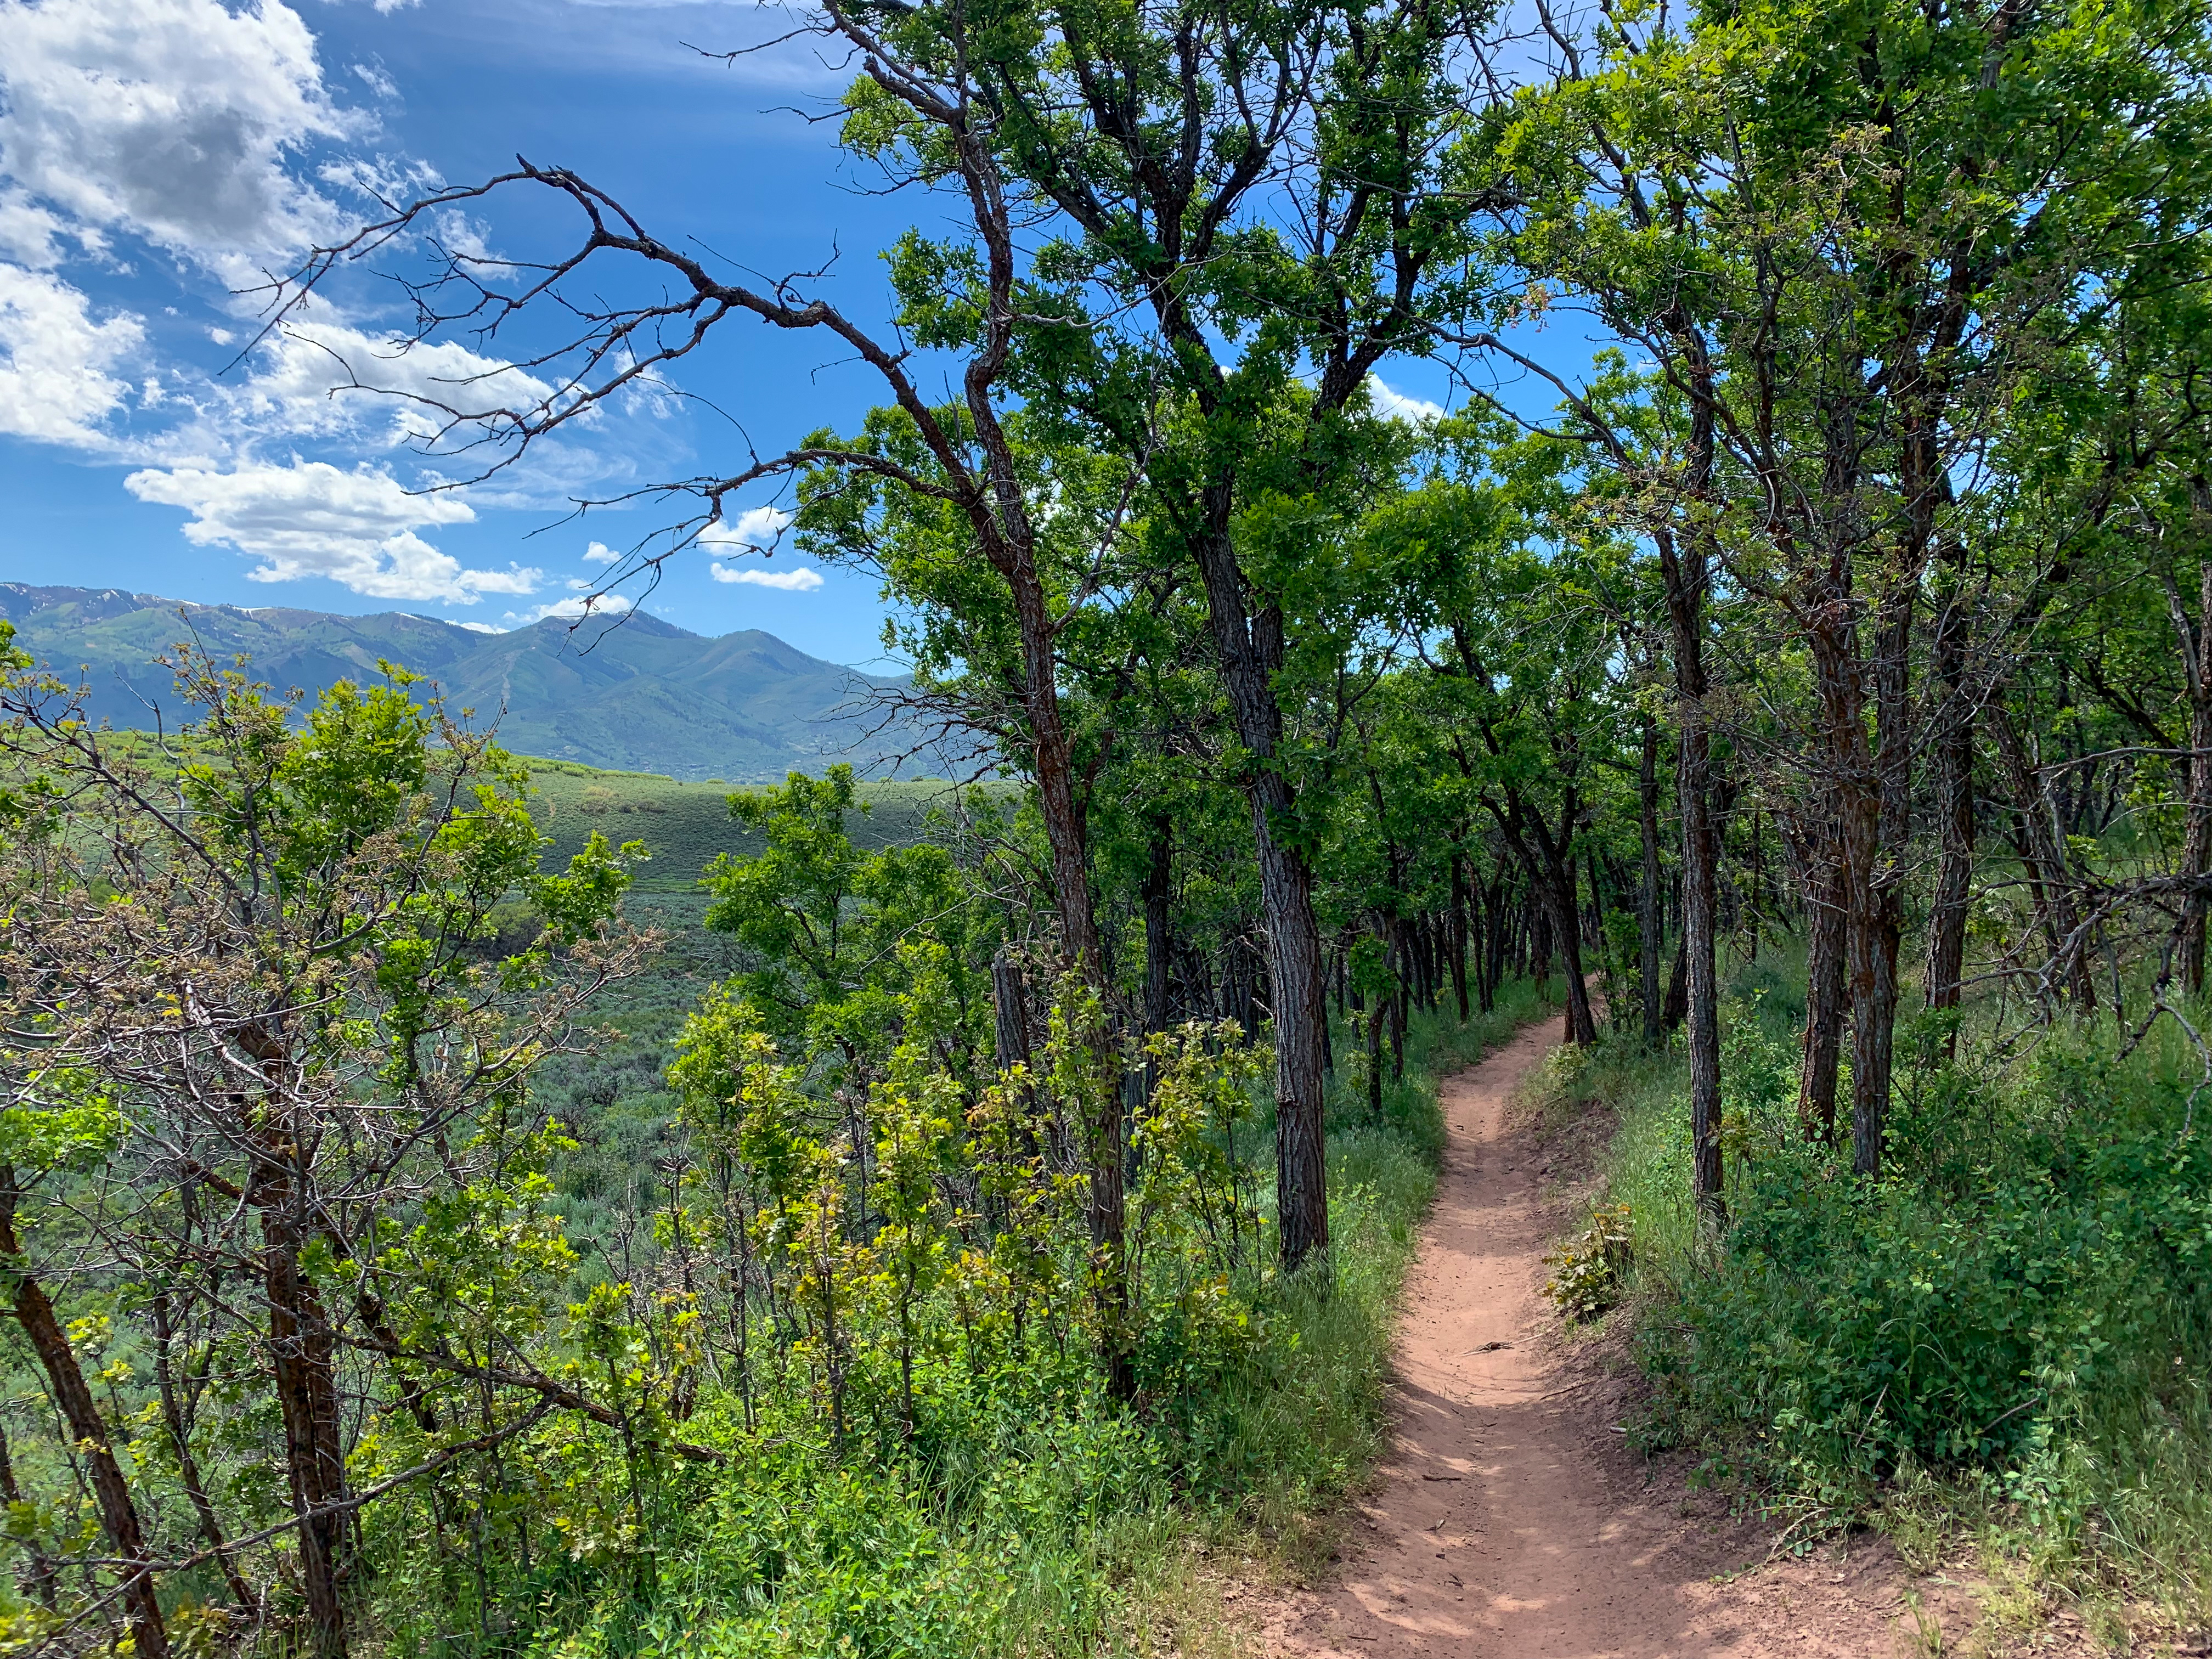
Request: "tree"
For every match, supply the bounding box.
[1484,0,2212,1176]
[0,645,652,1657]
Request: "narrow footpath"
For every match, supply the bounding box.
[1261,1015,1993,1659]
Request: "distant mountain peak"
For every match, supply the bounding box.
[0,584,917,782]
[533,608,700,641]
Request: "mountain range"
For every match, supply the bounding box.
[0,585,918,781]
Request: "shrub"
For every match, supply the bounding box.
[1546,1203,1633,1322]
[1592,980,2212,1626]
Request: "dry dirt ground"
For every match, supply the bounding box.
[1245,1015,2104,1659]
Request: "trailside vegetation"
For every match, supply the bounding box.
[0,630,1561,1656]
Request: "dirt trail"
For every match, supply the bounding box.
[1262,1015,1988,1659]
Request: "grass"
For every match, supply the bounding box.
[75,739,981,895]
[522,758,1011,891]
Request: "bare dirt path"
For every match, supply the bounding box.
[1259,1014,2001,1659]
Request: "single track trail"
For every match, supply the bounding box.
[1259,1014,2012,1659]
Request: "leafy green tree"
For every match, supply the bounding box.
[1481,0,2212,1176]
[703,764,994,1078]
[0,650,651,1658]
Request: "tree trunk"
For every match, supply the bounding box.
[1990,702,2098,1009]
[1638,716,1665,1048]
[1191,527,1328,1274]
[1482,875,1505,1012]
[1661,526,1724,1221]
[1449,854,1472,1022]
[1805,578,1895,1179]
[153,1293,256,1610]
[1253,782,1329,1271]
[1003,561,1131,1389]
[1926,539,1976,1031]
[1140,819,1173,1111]
[1143,821,1173,1036]
[1498,794,1599,1045]
[0,1170,169,1659]
[1662,934,1688,1030]
[1857,583,1915,1171]
[1389,918,1409,1081]
[2167,563,2212,994]
[1586,846,1612,1022]
[1790,809,1848,1146]
[1224,936,1256,1037]
[991,946,1043,1158]
[262,1192,350,1659]
[1365,993,1384,1118]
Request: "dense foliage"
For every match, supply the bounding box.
[1564,973,2212,1632]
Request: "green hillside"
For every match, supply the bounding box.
[522,758,997,890]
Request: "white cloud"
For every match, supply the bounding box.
[455,620,500,634]
[0,188,81,267]
[504,592,633,627]
[699,504,791,553]
[212,315,560,448]
[0,0,664,606]
[122,459,542,602]
[704,507,814,588]
[710,562,823,591]
[0,0,358,268]
[92,312,566,477]
[0,263,142,445]
[1367,375,1446,425]
[582,540,619,564]
[351,62,397,100]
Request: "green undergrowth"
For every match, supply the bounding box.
[511,982,1556,1659]
[1548,962,2212,1646]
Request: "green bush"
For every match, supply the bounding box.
[1592,980,2212,1623]
[1545,1203,1633,1322]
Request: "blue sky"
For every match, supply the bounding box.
[0,0,1472,664]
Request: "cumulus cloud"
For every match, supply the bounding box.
[1367,375,1446,425]
[0,0,358,267]
[122,459,543,602]
[0,263,142,445]
[0,0,650,614]
[0,188,82,267]
[704,508,814,589]
[581,540,619,565]
[710,562,823,592]
[699,504,792,554]
[208,316,560,448]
